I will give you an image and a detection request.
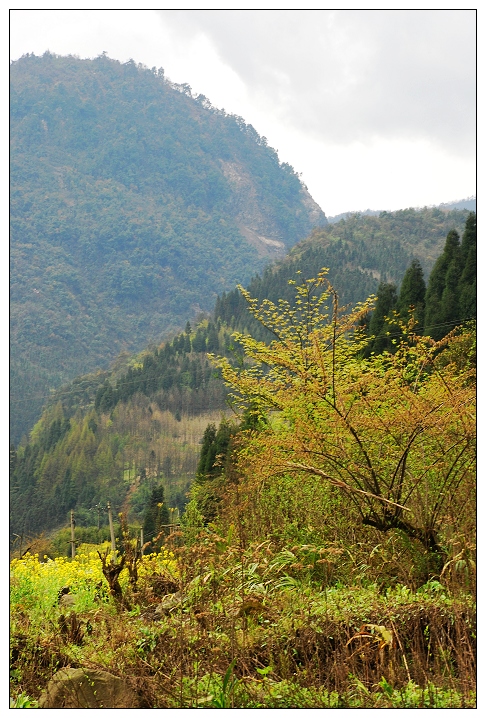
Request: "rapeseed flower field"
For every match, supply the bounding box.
[10,539,475,708]
[10,543,178,616]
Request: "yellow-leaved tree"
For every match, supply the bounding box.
[211,270,475,568]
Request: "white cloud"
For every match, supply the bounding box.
[157,9,476,154]
[9,8,476,215]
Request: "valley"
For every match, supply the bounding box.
[9,50,476,709]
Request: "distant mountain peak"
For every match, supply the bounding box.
[10,52,326,442]
[427,197,476,212]
[326,197,475,224]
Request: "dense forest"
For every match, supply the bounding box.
[215,207,471,340]
[326,197,476,224]
[10,320,235,540]
[10,212,475,545]
[10,52,326,443]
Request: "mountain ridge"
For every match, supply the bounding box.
[327,197,476,224]
[10,52,326,442]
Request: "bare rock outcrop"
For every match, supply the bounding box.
[38,667,141,709]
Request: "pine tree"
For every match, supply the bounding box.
[192,327,207,353]
[212,420,233,473]
[397,259,426,331]
[458,212,476,322]
[206,323,219,352]
[142,484,169,546]
[192,419,236,523]
[196,424,217,478]
[366,282,398,355]
[196,420,234,480]
[441,255,463,330]
[60,467,74,513]
[424,229,462,339]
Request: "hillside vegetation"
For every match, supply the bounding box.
[10,268,475,707]
[215,206,471,339]
[10,213,475,548]
[10,320,235,539]
[9,46,476,708]
[10,52,325,443]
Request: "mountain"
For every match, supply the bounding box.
[327,197,476,224]
[327,209,385,224]
[9,320,236,539]
[215,206,471,337]
[10,208,474,541]
[10,52,326,443]
[432,197,476,212]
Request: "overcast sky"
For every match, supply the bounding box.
[9,7,476,217]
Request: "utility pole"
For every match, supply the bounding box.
[107,502,116,562]
[70,510,76,559]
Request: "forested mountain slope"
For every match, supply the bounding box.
[215,207,471,336]
[10,211,475,542]
[10,52,326,443]
[10,319,236,539]
[327,196,475,223]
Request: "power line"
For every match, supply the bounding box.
[9,358,217,405]
[9,317,475,407]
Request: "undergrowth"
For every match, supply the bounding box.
[10,531,476,708]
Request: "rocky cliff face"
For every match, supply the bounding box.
[300,187,327,227]
[220,160,326,258]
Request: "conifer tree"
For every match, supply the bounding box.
[192,418,237,523]
[196,424,217,478]
[424,229,462,339]
[60,468,74,513]
[142,484,169,547]
[366,282,398,355]
[206,323,220,352]
[458,212,477,322]
[196,420,234,480]
[440,254,463,330]
[192,327,207,353]
[397,259,426,331]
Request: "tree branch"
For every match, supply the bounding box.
[283,461,411,511]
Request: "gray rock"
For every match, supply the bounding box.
[38,667,140,708]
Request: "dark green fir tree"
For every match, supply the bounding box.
[424,229,462,339]
[196,423,217,479]
[142,484,170,548]
[458,212,477,322]
[192,419,236,524]
[397,259,426,331]
[366,282,398,355]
